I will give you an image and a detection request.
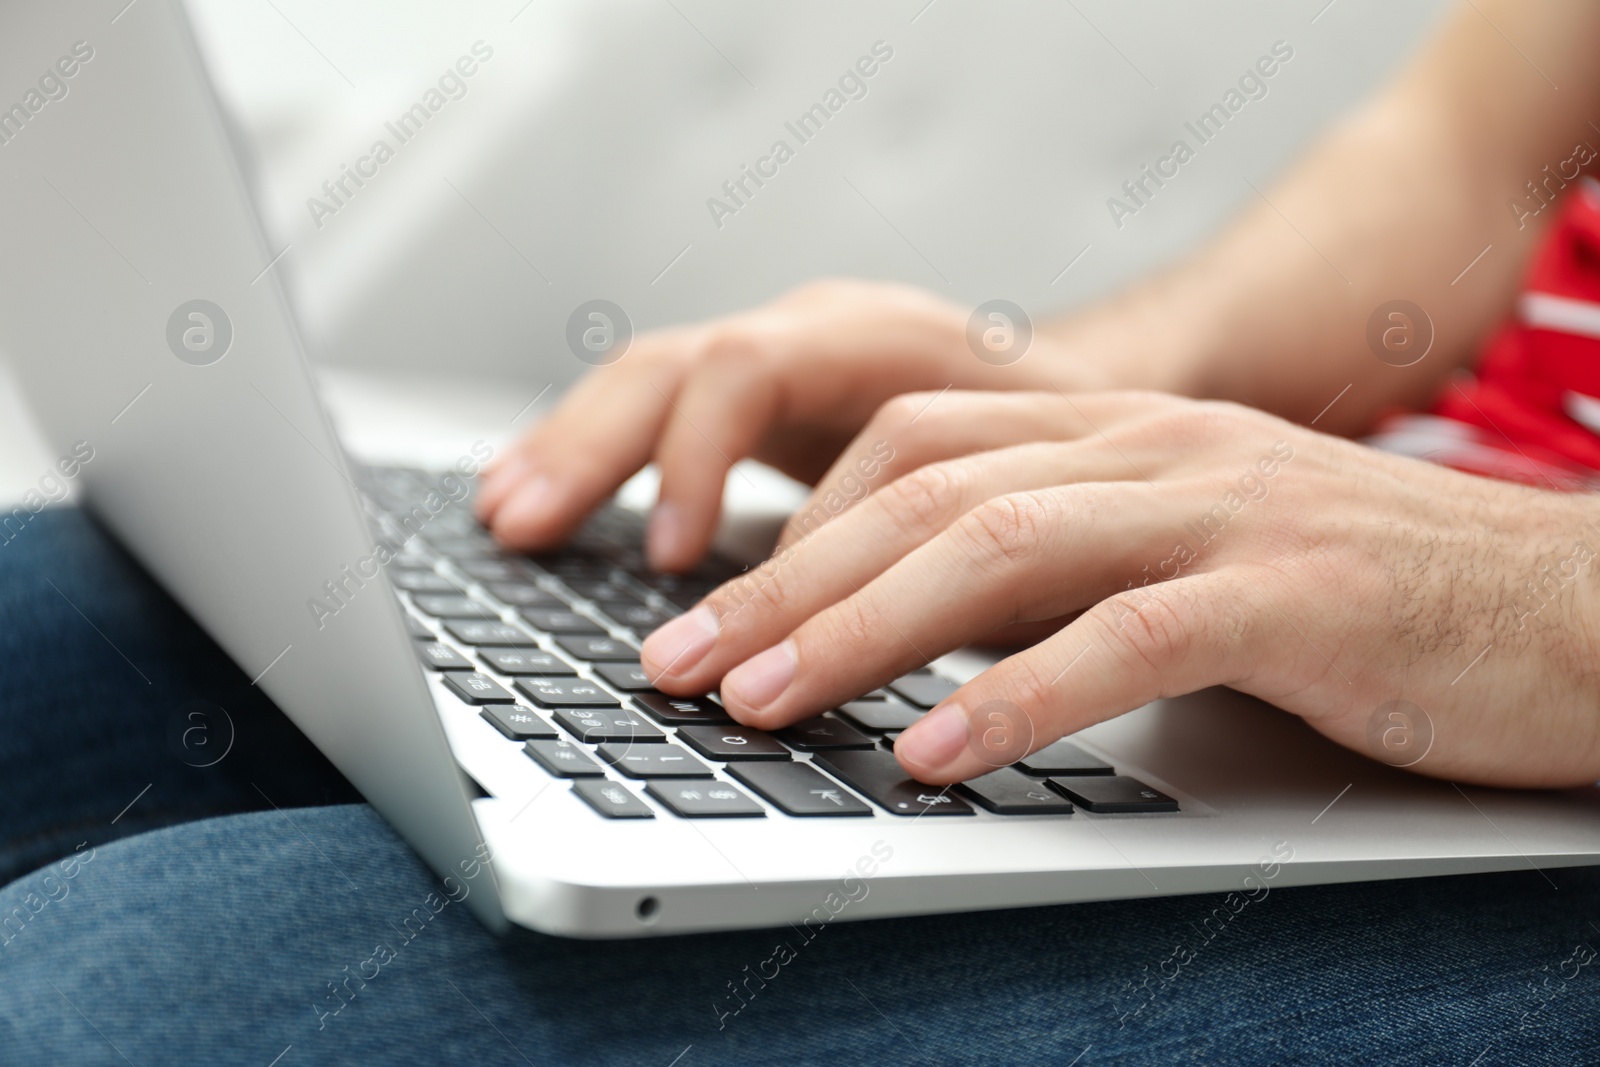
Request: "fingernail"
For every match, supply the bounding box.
[494,475,553,532]
[641,604,719,677]
[647,501,683,570]
[898,703,970,772]
[723,641,797,711]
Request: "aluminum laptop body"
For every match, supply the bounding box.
[1,0,1598,938]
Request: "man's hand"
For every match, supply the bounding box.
[474,280,1112,573]
[639,390,1600,789]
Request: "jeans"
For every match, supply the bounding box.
[2,508,1599,1066]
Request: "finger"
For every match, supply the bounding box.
[714,481,1197,728]
[894,571,1266,784]
[481,334,696,549]
[775,390,1181,553]
[647,341,782,572]
[642,441,1161,692]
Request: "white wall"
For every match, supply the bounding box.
[0,0,1453,500]
[191,0,1452,385]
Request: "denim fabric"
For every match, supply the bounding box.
[0,508,358,884]
[4,509,1600,1065]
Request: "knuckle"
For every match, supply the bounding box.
[810,595,879,658]
[1092,584,1197,680]
[705,559,793,628]
[876,391,936,430]
[1123,399,1254,450]
[879,462,972,537]
[995,657,1058,725]
[953,491,1055,573]
[696,324,769,369]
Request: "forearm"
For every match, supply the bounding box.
[1049,0,1600,434]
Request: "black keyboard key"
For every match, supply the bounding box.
[443,620,537,647]
[810,750,974,816]
[597,742,713,778]
[479,705,558,741]
[958,768,1075,815]
[441,672,516,705]
[390,569,464,593]
[887,673,960,709]
[726,762,873,817]
[598,603,674,633]
[515,677,619,708]
[520,608,605,635]
[835,699,924,732]
[429,537,502,559]
[417,642,473,671]
[1051,776,1178,813]
[1016,740,1115,777]
[550,707,665,743]
[676,725,792,762]
[525,738,605,777]
[563,579,644,604]
[479,648,576,676]
[554,636,639,662]
[457,559,527,582]
[594,663,654,691]
[631,691,731,725]
[534,556,614,580]
[646,781,765,818]
[776,716,876,751]
[571,779,654,818]
[412,595,501,620]
[404,614,435,640]
[486,582,565,609]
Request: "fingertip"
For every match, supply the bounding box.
[474,456,529,520]
[489,475,560,549]
[894,702,973,783]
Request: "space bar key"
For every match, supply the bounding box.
[808,751,973,817]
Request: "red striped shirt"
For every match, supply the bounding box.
[1366,177,1600,490]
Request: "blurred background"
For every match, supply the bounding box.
[0,0,1452,497]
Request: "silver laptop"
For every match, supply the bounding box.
[2,0,1598,938]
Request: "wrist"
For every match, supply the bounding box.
[1039,279,1224,397]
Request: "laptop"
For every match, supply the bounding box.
[2,0,1598,938]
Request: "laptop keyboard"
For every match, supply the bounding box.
[359,466,1179,821]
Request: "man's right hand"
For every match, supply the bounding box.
[475,279,1107,572]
